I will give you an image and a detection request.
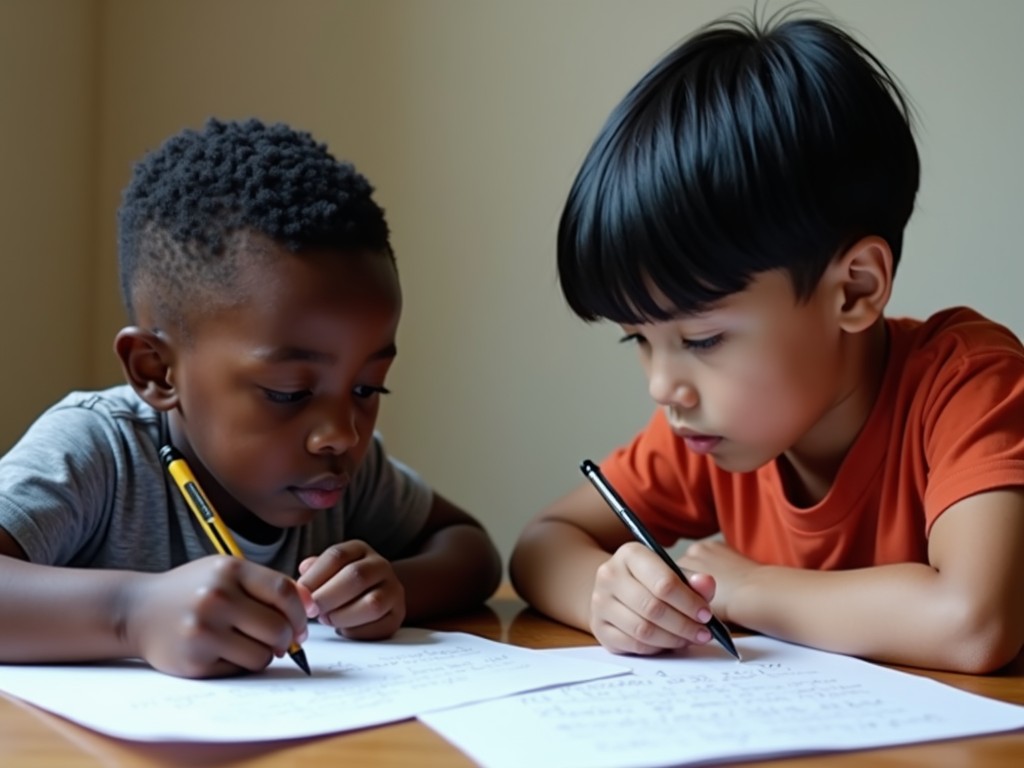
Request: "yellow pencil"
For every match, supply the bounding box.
[160,445,311,675]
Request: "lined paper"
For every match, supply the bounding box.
[0,625,626,742]
[421,636,1024,768]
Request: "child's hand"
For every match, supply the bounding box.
[677,539,757,621]
[296,540,405,640]
[590,541,717,655]
[127,556,309,678]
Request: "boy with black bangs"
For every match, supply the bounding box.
[511,11,1024,673]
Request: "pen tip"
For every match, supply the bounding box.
[290,648,312,676]
[710,623,742,662]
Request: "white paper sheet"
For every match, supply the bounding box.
[420,636,1024,768]
[0,625,627,742]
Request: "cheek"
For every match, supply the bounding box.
[181,384,291,472]
[711,350,819,434]
[351,399,383,451]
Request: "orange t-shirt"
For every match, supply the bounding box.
[601,307,1024,569]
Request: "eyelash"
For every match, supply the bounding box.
[618,333,724,352]
[353,385,391,399]
[262,388,310,405]
[683,334,724,351]
[261,386,391,404]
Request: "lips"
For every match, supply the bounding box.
[290,475,349,510]
[665,406,722,454]
[674,427,723,456]
[681,435,722,455]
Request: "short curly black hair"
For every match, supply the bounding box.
[117,117,392,326]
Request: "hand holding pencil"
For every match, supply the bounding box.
[123,555,312,678]
[159,445,312,677]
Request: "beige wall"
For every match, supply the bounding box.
[4,1,1024,564]
[0,0,97,448]
[92,0,389,383]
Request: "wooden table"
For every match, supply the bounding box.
[3,586,1023,767]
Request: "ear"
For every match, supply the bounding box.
[113,327,179,412]
[829,236,893,334]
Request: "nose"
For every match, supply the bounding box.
[647,354,699,409]
[305,399,359,455]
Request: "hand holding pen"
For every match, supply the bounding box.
[581,460,741,661]
[160,445,312,676]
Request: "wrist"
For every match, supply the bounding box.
[727,564,767,627]
[111,571,152,660]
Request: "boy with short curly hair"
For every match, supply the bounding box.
[0,118,501,678]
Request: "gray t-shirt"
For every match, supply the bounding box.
[0,385,432,576]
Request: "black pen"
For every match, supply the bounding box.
[580,459,741,661]
[161,445,312,675]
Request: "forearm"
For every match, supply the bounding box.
[732,562,1023,673]
[510,520,610,632]
[0,555,143,662]
[393,524,502,623]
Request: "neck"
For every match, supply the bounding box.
[781,318,890,506]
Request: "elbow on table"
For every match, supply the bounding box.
[942,606,1024,675]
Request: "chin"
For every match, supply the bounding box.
[284,510,318,527]
[710,453,772,474]
[259,508,316,530]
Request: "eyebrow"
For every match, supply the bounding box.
[253,343,398,364]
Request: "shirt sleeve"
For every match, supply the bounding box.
[0,404,118,564]
[921,345,1024,531]
[342,433,433,558]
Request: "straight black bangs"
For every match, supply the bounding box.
[557,13,919,325]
